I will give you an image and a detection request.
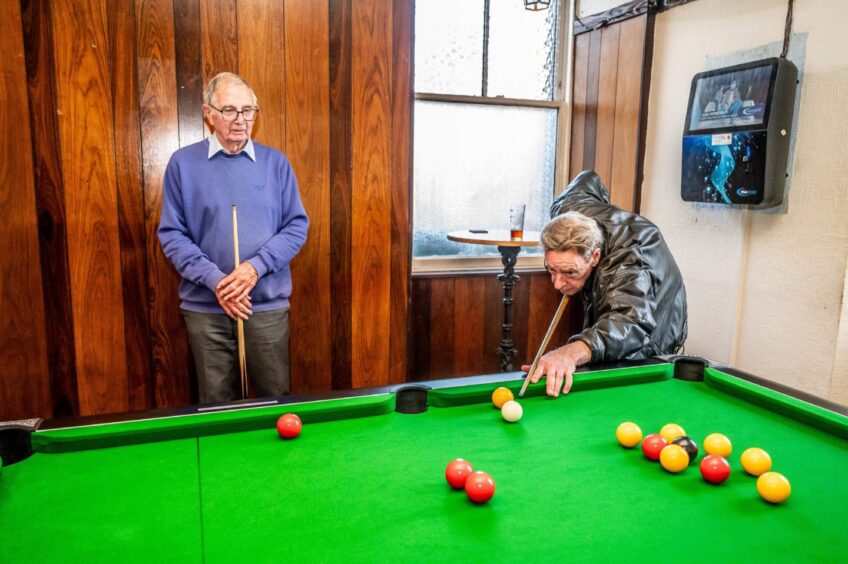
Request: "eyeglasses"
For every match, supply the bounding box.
[208,104,259,122]
[544,261,588,281]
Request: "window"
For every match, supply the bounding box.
[413,0,567,267]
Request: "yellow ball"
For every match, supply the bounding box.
[741,447,772,476]
[659,444,690,473]
[703,433,733,457]
[491,387,514,409]
[660,423,687,444]
[757,472,791,504]
[616,422,643,448]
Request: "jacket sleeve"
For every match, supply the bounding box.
[157,158,227,292]
[568,249,657,362]
[245,158,309,278]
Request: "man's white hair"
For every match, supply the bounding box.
[541,211,604,261]
[203,72,258,106]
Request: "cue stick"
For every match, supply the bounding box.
[518,294,570,398]
[232,205,248,399]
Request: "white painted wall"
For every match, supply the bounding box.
[576,0,621,18]
[641,0,848,402]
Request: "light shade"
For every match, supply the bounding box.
[524,0,551,11]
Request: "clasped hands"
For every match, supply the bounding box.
[215,262,258,320]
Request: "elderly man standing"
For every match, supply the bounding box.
[158,72,309,403]
[524,170,687,397]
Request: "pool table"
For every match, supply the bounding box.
[1,358,846,563]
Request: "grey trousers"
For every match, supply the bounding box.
[182,308,290,403]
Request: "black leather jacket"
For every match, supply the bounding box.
[550,171,688,362]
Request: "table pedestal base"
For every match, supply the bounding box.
[496,245,521,371]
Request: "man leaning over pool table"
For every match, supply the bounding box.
[523,170,688,397]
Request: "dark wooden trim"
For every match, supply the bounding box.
[632,13,654,214]
[329,0,353,390]
[107,0,155,412]
[173,0,204,148]
[390,0,413,384]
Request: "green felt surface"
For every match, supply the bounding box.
[198,376,848,563]
[2,367,847,563]
[0,438,202,563]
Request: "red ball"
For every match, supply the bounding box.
[700,454,731,484]
[464,471,495,504]
[641,434,668,461]
[276,413,302,439]
[445,459,474,489]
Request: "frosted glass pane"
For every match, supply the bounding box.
[415,0,484,96]
[413,101,557,257]
[488,0,559,100]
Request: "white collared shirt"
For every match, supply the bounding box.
[207,134,256,162]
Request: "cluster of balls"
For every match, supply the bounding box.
[491,387,523,423]
[616,421,791,504]
[439,386,525,505]
[445,459,496,504]
[276,413,303,439]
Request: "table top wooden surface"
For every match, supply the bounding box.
[447,229,542,247]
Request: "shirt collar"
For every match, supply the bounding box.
[207,135,256,162]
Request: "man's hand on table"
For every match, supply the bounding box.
[521,341,592,397]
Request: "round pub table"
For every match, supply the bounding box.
[447,229,541,371]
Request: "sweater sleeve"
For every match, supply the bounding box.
[568,250,657,362]
[245,158,309,277]
[157,157,228,291]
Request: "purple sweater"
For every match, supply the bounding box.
[158,139,309,313]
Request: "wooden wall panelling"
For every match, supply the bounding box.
[107,0,154,411]
[390,0,413,383]
[632,13,654,214]
[453,277,485,376]
[200,0,238,85]
[0,0,51,421]
[351,0,393,388]
[428,278,455,378]
[568,32,590,183]
[136,0,191,408]
[581,30,602,173]
[609,16,645,211]
[21,0,78,418]
[570,16,650,213]
[174,0,205,147]
[409,273,584,381]
[410,276,430,379]
[50,0,128,415]
[237,0,286,149]
[286,0,332,393]
[592,24,621,188]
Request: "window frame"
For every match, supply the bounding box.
[411,0,575,274]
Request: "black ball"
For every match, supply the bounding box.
[672,436,699,462]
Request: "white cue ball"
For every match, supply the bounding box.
[501,400,523,423]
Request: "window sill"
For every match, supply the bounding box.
[412,254,545,276]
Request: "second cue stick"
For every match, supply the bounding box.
[232,205,248,399]
[518,294,570,397]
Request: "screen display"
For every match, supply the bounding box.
[687,64,775,132]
